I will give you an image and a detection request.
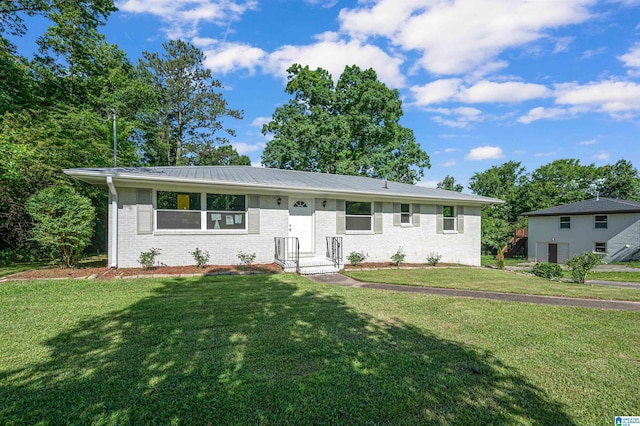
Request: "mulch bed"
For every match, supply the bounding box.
[342,262,461,270]
[4,263,282,281]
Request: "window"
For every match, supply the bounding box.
[206,194,246,230]
[400,203,411,224]
[346,201,372,231]
[443,205,456,231]
[157,191,201,229]
[595,215,608,229]
[560,216,571,229]
[594,242,606,253]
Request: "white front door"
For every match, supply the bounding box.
[289,198,314,253]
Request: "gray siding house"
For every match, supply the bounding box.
[65,166,501,273]
[525,197,640,264]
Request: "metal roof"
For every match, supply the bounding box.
[64,166,502,204]
[524,197,640,217]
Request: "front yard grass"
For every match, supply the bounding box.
[0,275,638,425]
[345,267,640,301]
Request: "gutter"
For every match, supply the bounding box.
[106,176,118,268]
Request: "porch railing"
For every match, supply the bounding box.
[274,237,299,270]
[325,236,343,268]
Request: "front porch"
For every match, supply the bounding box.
[274,236,343,275]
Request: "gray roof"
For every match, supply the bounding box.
[524,197,640,217]
[64,166,502,205]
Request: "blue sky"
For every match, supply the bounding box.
[14,0,640,189]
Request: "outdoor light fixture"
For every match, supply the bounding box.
[322,200,327,207]
[277,197,282,206]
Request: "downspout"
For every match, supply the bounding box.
[106,176,118,268]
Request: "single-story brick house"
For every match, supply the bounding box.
[65,166,502,273]
[524,197,640,264]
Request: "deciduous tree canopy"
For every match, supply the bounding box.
[261,64,430,184]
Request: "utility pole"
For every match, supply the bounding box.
[110,108,117,167]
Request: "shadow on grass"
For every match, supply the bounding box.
[0,276,575,424]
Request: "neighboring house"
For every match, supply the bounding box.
[524,197,640,264]
[64,166,501,273]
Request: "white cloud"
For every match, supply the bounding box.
[231,141,266,155]
[411,79,550,106]
[201,41,266,74]
[578,139,597,145]
[250,160,263,168]
[517,106,577,124]
[304,0,338,7]
[465,146,505,160]
[619,43,640,74]
[264,38,406,88]
[555,80,640,115]
[251,117,271,127]
[339,0,593,76]
[416,180,439,189]
[118,0,258,39]
[581,47,606,59]
[534,151,557,157]
[444,148,460,153]
[442,161,457,167]
[428,107,483,128]
[594,152,610,160]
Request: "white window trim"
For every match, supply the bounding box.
[443,205,457,233]
[594,242,607,254]
[594,215,608,230]
[155,192,248,232]
[345,201,373,232]
[559,216,571,230]
[400,203,412,226]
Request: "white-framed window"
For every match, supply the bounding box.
[156,191,202,230]
[443,205,456,231]
[156,191,246,231]
[594,242,606,253]
[206,194,246,230]
[346,201,372,231]
[400,203,411,224]
[560,216,571,229]
[594,215,608,229]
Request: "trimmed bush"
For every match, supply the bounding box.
[237,251,256,266]
[426,252,442,266]
[190,248,210,268]
[347,251,366,267]
[566,251,603,284]
[390,246,406,268]
[532,262,563,280]
[139,248,161,270]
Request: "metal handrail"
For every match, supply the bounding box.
[274,237,299,270]
[325,236,343,268]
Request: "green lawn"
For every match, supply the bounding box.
[345,267,640,301]
[0,261,49,278]
[0,275,638,425]
[480,254,529,267]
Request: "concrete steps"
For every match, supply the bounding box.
[281,255,340,275]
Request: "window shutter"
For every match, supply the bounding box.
[336,200,346,234]
[393,203,401,226]
[412,204,421,227]
[247,195,260,234]
[137,189,153,234]
[374,202,383,234]
[436,205,443,234]
[457,206,464,234]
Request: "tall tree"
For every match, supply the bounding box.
[437,175,463,192]
[597,159,640,201]
[261,64,430,184]
[138,40,243,166]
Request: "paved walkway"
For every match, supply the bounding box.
[305,274,640,311]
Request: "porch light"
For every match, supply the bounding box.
[277,197,282,206]
[322,200,327,207]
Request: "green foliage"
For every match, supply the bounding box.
[237,251,256,266]
[437,175,463,192]
[190,248,210,268]
[25,185,95,268]
[426,252,442,266]
[532,263,563,280]
[390,246,406,268]
[495,250,505,270]
[137,39,243,166]
[262,64,430,184]
[565,251,603,284]
[138,248,161,270]
[347,251,367,267]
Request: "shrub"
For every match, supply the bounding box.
[25,186,95,268]
[237,251,256,266]
[495,250,505,270]
[426,252,442,266]
[565,251,603,284]
[190,248,210,268]
[390,246,406,268]
[139,248,161,270]
[347,251,366,267]
[532,262,563,280]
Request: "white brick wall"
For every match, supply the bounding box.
[111,188,483,268]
